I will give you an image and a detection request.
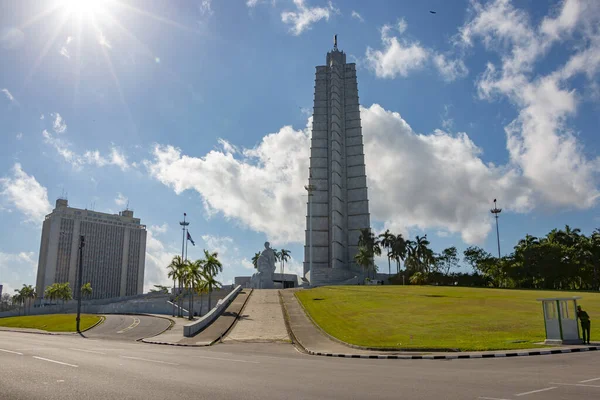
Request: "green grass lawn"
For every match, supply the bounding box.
[296,286,600,351]
[0,314,101,332]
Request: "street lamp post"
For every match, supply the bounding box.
[76,235,85,332]
[304,184,316,285]
[490,199,502,259]
[178,213,189,317]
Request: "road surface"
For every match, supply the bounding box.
[84,314,171,341]
[1,331,600,399]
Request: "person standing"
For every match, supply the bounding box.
[577,305,591,344]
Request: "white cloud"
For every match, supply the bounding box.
[281,0,338,36]
[462,0,600,208]
[98,32,112,49]
[150,223,169,234]
[115,192,128,207]
[351,10,364,22]
[0,27,25,50]
[199,0,213,16]
[0,163,53,223]
[52,113,67,133]
[1,88,15,103]
[145,104,537,245]
[16,132,23,140]
[143,227,176,292]
[247,0,276,7]
[60,46,70,59]
[0,252,37,292]
[433,53,469,82]
[365,20,430,78]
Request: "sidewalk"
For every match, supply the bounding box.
[142,289,251,346]
[279,289,600,360]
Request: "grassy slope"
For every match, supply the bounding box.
[0,314,101,332]
[296,286,600,351]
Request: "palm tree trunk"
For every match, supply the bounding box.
[388,256,391,277]
[189,288,194,320]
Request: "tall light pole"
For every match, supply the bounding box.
[304,184,316,285]
[490,199,502,258]
[178,213,189,317]
[76,235,85,332]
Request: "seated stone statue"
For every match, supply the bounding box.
[250,242,277,289]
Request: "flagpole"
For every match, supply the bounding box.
[185,228,188,261]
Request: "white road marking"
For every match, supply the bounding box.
[119,355,179,366]
[117,318,140,334]
[56,380,65,383]
[580,377,600,383]
[68,348,106,355]
[550,382,600,388]
[515,387,556,396]
[0,348,23,355]
[479,397,512,400]
[192,355,260,364]
[33,356,78,368]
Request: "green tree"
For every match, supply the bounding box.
[436,247,459,276]
[185,259,205,320]
[391,233,407,274]
[354,247,372,281]
[199,271,222,311]
[251,252,261,269]
[12,291,24,316]
[149,285,170,294]
[379,229,395,277]
[202,251,223,311]
[279,249,291,277]
[81,282,93,299]
[167,255,187,317]
[358,228,381,279]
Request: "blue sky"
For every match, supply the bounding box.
[1,0,599,294]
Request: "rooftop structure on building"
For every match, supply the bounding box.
[35,198,147,301]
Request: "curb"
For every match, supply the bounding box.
[279,290,309,354]
[307,346,600,359]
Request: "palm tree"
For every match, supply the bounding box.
[252,252,261,269]
[391,233,407,274]
[185,259,204,320]
[354,247,372,282]
[358,228,381,279]
[167,255,187,317]
[81,282,93,299]
[58,282,72,309]
[202,251,223,310]
[199,271,222,311]
[12,291,24,316]
[379,230,395,277]
[279,249,291,277]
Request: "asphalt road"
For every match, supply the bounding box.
[1,331,600,399]
[83,315,171,341]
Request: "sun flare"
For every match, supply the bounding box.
[60,0,113,17]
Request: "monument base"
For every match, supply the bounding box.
[308,265,364,287]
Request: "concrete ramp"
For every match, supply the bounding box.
[223,289,289,343]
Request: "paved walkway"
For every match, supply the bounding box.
[142,289,251,346]
[223,289,289,343]
[280,289,600,359]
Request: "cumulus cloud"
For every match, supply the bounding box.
[281,0,339,35]
[115,192,128,207]
[143,227,176,292]
[433,53,469,82]
[461,0,600,208]
[365,20,429,78]
[146,103,538,244]
[16,132,23,140]
[0,164,53,223]
[199,0,213,16]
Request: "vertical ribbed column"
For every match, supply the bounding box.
[329,62,346,269]
[343,63,370,271]
[304,66,330,277]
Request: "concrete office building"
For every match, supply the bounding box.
[35,199,147,301]
[303,37,371,285]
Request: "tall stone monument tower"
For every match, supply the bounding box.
[304,36,371,285]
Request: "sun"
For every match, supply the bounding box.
[60,0,113,17]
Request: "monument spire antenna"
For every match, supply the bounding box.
[333,34,337,50]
